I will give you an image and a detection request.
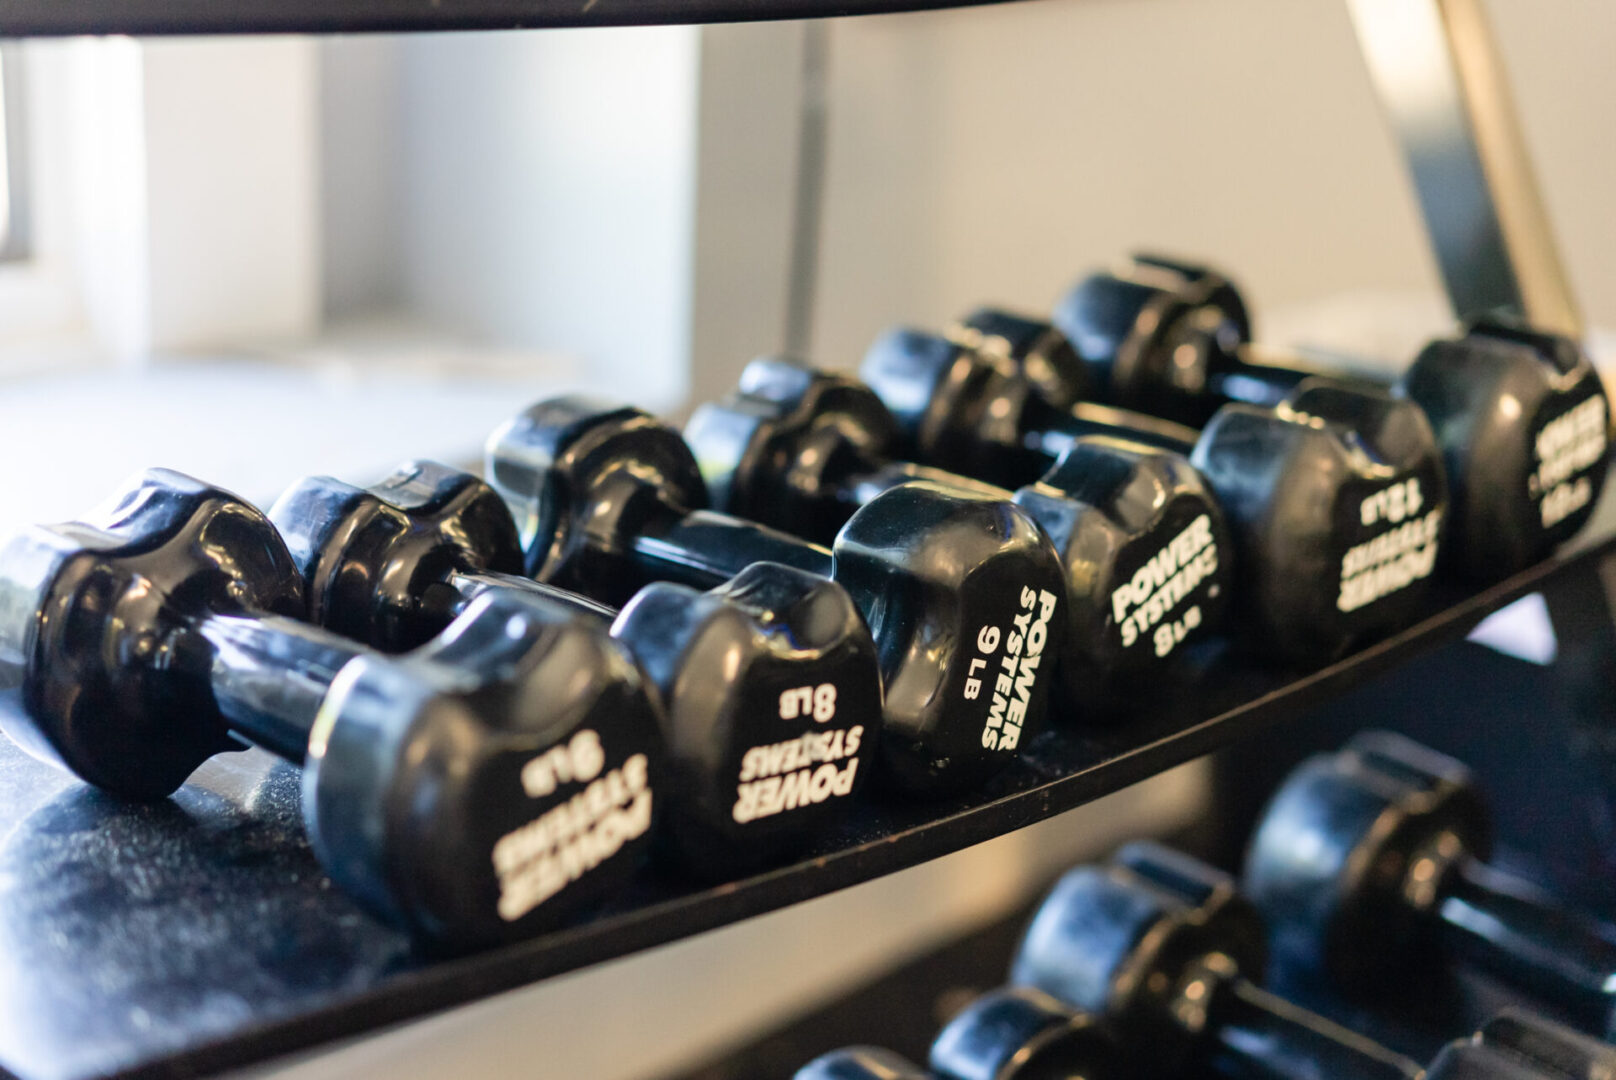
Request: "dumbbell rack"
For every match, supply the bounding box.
[0,3,1610,1080]
[0,546,1605,1080]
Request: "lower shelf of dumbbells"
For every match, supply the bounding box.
[0,534,1609,1080]
[666,868,1595,1080]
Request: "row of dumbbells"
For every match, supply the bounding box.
[799,731,1616,1079]
[0,253,1606,950]
[695,253,1610,679]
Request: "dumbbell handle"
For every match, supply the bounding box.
[416,569,616,638]
[198,612,368,763]
[1210,976,1423,1080]
[1437,857,1616,1033]
[1206,343,1389,411]
[629,511,834,590]
[845,462,1009,509]
[1016,400,1202,466]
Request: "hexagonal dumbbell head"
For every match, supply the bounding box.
[796,1048,933,1080]
[950,307,1093,414]
[614,563,880,874]
[1407,320,1610,578]
[309,587,664,944]
[271,460,527,651]
[689,357,1232,711]
[1011,841,1269,1074]
[930,986,1121,1080]
[1053,254,1252,426]
[487,396,711,604]
[831,480,1065,793]
[0,469,667,946]
[1427,1010,1616,1079]
[860,327,1062,487]
[1016,438,1231,701]
[1196,378,1449,661]
[1243,729,1492,993]
[0,469,307,799]
[490,395,1069,798]
[686,355,913,540]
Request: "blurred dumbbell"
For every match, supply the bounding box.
[1013,840,1429,1078]
[929,986,1122,1080]
[796,1048,932,1080]
[1056,254,1610,579]
[486,397,1068,797]
[795,986,1120,1080]
[685,357,1232,710]
[269,461,882,876]
[1244,731,1616,1039]
[800,1001,1616,1079]
[1427,1010,1616,1079]
[864,326,1449,664]
[0,469,665,946]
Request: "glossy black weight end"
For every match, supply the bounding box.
[485,396,710,602]
[860,328,1059,486]
[684,356,905,543]
[1052,254,1250,426]
[1242,729,1489,993]
[835,482,1066,798]
[0,470,304,800]
[1404,321,1610,580]
[1011,841,1267,1070]
[796,1047,933,1080]
[613,562,881,877]
[1016,439,1233,707]
[304,587,665,947]
[1428,1009,1616,1079]
[269,461,526,652]
[930,986,1121,1080]
[1193,379,1449,663]
[953,307,1092,413]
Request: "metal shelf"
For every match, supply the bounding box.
[0,536,1606,1080]
[0,0,1014,37]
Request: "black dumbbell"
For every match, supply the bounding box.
[1427,1010,1616,1079]
[268,461,882,875]
[796,1048,933,1080]
[932,307,1203,489]
[0,470,665,946]
[864,325,1450,664]
[1244,731,1616,1039]
[485,396,1068,797]
[1057,254,1611,579]
[798,999,1616,1080]
[684,357,1233,710]
[929,986,1122,1080]
[795,987,1119,1080]
[1012,841,1428,1078]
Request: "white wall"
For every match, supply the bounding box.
[320,36,404,321]
[804,0,1616,377]
[393,27,701,406]
[312,2,1616,402]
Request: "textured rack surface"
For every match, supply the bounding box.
[0,537,1608,1080]
[0,0,1014,36]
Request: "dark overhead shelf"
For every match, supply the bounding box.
[0,0,1016,38]
[0,531,1606,1080]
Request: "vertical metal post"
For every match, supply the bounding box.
[784,19,829,358]
[1346,0,1581,338]
[0,44,31,262]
